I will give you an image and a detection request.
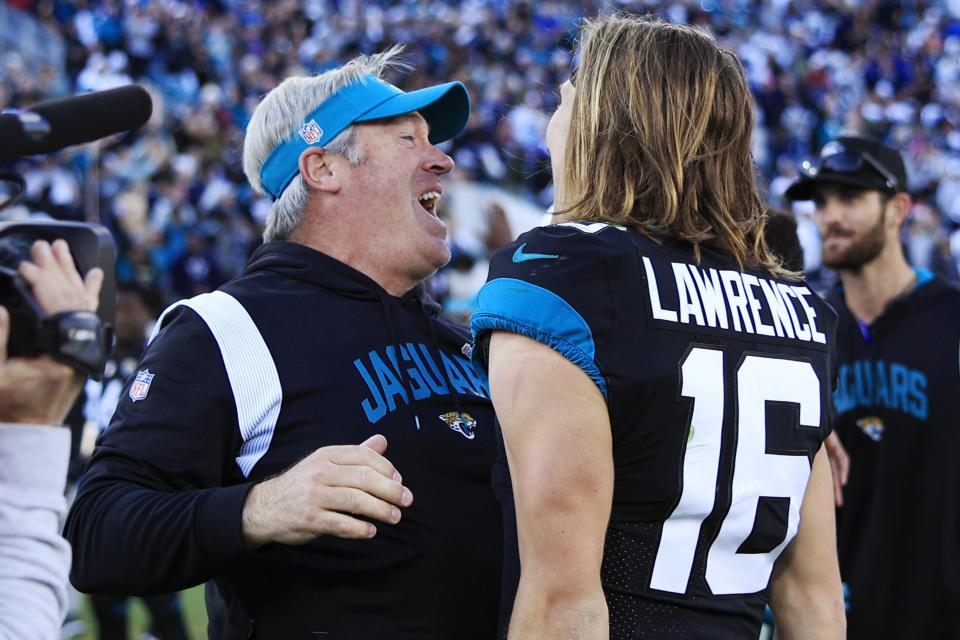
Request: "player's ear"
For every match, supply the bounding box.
[299,147,340,194]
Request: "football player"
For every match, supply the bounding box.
[472,15,846,639]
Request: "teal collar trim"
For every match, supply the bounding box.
[914,267,934,289]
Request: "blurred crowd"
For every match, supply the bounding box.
[2,0,960,312]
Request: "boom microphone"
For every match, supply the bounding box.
[0,85,153,164]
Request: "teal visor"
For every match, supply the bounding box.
[258,75,470,201]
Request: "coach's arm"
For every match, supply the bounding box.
[66,308,409,594]
[488,331,613,640]
[768,445,846,639]
[64,307,258,594]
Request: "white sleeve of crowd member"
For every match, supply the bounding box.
[0,423,71,640]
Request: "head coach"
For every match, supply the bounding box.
[65,48,502,640]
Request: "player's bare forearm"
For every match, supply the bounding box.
[769,447,846,639]
[506,489,609,639]
[489,331,613,640]
[770,576,845,640]
[504,485,610,640]
[508,582,608,640]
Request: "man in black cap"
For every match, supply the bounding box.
[786,136,960,639]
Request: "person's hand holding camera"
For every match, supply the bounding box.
[0,239,103,425]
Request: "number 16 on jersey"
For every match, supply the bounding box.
[650,346,823,596]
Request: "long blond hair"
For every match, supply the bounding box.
[560,14,786,275]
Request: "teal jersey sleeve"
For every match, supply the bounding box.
[471,222,630,400]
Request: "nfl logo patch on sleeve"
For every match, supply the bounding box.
[129,369,155,402]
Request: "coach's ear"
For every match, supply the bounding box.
[300,147,341,195]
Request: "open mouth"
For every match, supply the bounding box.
[418,191,441,216]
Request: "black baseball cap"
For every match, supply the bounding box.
[784,136,907,201]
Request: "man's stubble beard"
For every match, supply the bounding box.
[822,208,887,273]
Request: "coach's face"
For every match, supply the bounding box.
[343,113,455,291]
[812,185,893,270]
[547,81,575,204]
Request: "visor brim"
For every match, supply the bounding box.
[354,81,471,144]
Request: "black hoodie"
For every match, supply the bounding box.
[66,241,502,639]
[828,270,960,640]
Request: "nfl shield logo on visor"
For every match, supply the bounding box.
[298,119,324,145]
[129,369,155,402]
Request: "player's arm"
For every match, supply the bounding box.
[489,331,612,640]
[768,444,846,639]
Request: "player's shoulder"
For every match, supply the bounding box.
[473,223,621,398]
[489,221,635,277]
[476,220,628,330]
[520,220,635,252]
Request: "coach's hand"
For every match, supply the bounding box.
[241,434,413,549]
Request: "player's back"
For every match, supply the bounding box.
[474,222,837,639]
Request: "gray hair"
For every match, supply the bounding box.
[243,46,410,241]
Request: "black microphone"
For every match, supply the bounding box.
[0,85,153,164]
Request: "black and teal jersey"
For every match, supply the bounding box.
[472,222,838,639]
[828,272,960,640]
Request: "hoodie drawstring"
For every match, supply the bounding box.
[379,294,424,430]
[421,299,466,422]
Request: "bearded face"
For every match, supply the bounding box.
[813,188,891,271]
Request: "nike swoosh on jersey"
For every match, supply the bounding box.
[512,243,559,263]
